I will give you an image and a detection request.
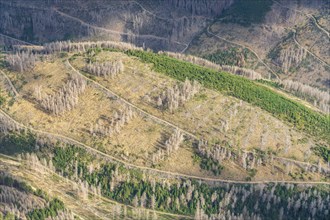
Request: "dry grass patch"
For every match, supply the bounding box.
[71,50,319,168]
[76,52,318,162]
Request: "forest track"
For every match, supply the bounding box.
[0,69,19,96]
[180,34,199,53]
[52,8,187,49]
[131,0,213,21]
[273,1,330,38]
[67,59,327,172]
[0,51,327,181]
[132,0,213,54]
[273,1,330,67]
[66,60,198,139]
[0,33,35,46]
[0,108,328,185]
[206,26,279,80]
[292,31,330,68]
[308,14,330,38]
[0,154,192,220]
[0,158,86,220]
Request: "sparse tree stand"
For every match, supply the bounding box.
[5,52,37,73]
[279,45,307,74]
[1,39,329,220]
[159,51,263,80]
[38,74,87,115]
[152,129,184,164]
[90,106,135,137]
[0,171,69,220]
[85,60,124,78]
[157,79,201,113]
[280,79,329,113]
[1,126,329,220]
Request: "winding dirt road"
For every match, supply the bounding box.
[273,1,329,67]
[273,0,329,38]
[206,26,279,80]
[0,153,192,220]
[0,69,19,96]
[67,59,330,173]
[292,31,330,67]
[0,33,35,46]
[0,102,328,185]
[52,8,187,49]
[0,50,327,183]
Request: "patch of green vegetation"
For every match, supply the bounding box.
[27,198,65,220]
[34,189,50,201]
[200,156,224,176]
[0,170,67,220]
[124,50,330,143]
[0,94,6,106]
[0,174,34,193]
[85,47,102,63]
[0,132,36,155]
[192,153,224,176]
[81,70,96,80]
[7,97,15,106]
[52,147,77,176]
[219,0,273,26]
[1,212,15,220]
[312,145,330,163]
[0,53,6,68]
[274,183,299,200]
[4,128,327,220]
[203,47,247,66]
[33,74,40,80]
[297,137,308,144]
[256,79,283,89]
[289,171,306,181]
[59,52,68,58]
[267,46,281,60]
[245,169,257,181]
[192,154,201,164]
[63,33,75,41]
[68,53,81,62]
[194,93,208,101]
[51,145,225,215]
[52,145,94,177]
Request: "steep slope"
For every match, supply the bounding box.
[0,168,74,220]
[187,0,330,89]
[0,0,234,52]
[0,41,329,219]
[0,0,329,217]
[1,43,329,180]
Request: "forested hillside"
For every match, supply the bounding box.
[0,0,233,52]
[0,40,329,219]
[0,0,329,219]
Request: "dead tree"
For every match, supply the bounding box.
[85,61,124,78]
[5,52,37,73]
[157,79,201,113]
[39,74,87,115]
[90,106,135,137]
[152,129,184,164]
